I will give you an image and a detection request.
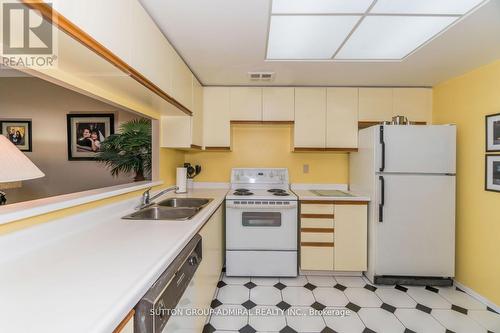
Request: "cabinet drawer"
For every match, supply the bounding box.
[301,203,334,215]
[300,245,334,271]
[301,218,334,228]
[301,232,334,243]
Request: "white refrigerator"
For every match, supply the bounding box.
[350,125,456,284]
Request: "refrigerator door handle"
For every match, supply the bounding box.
[379,176,385,222]
[379,126,386,172]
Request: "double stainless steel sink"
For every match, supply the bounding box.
[122,198,213,221]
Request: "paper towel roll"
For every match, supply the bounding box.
[176,167,187,193]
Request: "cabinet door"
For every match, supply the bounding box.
[294,88,326,148]
[160,116,191,148]
[262,87,294,121]
[334,204,367,271]
[203,87,231,148]
[192,78,204,147]
[358,88,393,121]
[172,53,194,110]
[301,246,334,271]
[393,88,432,123]
[230,87,262,121]
[326,88,358,148]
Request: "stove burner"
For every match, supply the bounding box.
[233,191,253,196]
[273,192,290,196]
[235,188,250,192]
[268,189,286,193]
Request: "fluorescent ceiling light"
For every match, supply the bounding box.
[267,15,360,59]
[272,0,374,14]
[335,16,458,60]
[371,0,487,15]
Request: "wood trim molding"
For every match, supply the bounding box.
[301,200,368,205]
[20,0,192,116]
[301,242,334,248]
[231,120,294,125]
[358,121,427,129]
[204,146,231,151]
[112,309,135,333]
[301,228,335,233]
[301,213,335,219]
[301,200,335,205]
[333,200,369,205]
[293,147,358,152]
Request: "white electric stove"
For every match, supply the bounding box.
[225,168,298,277]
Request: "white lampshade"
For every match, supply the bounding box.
[0,135,44,183]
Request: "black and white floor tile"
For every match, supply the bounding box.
[203,273,500,333]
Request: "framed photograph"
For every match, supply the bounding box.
[0,120,32,152]
[67,113,115,160]
[486,113,500,152]
[485,154,500,192]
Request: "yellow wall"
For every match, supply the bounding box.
[0,148,184,235]
[433,60,500,305]
[185,124,349,183]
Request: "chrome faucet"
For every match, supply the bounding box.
[136,185,179,210]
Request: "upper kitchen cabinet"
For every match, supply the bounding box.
[262,88,295,121]
[172,53,194,111]
[230,87,262,121]
[192,78,204,148]
[204,87,231,149]
[50,0,134,65]
[160,77,203,149]
[359,88,432,124]
[294,88,327,149]
[50,0,196,115]
[326,88,359,149]
[393,88,432,123]
[358,88,394,122]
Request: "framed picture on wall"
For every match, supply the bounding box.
[485,154,500,192]
[0,120,32,152]
[486,113,500,152]
[67,113,115,160]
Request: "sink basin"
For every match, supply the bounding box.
[157,198,212,209]
[122,206,198,221]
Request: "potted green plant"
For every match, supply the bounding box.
[96,118,152,181]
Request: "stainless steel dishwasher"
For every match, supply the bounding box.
[135,235,202,333]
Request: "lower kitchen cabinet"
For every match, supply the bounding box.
[164,205,224,332]
[300,201,367,272]
[301,245,334,271]
[113,310,134,333]
[334,203,368,271]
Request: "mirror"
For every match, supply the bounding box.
[0,69,152,205]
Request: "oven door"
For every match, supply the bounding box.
[226,202,297,250]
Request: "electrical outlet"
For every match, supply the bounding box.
[303,164,309,174]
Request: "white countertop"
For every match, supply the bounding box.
[0,188,228,333]
[293,189,370,202]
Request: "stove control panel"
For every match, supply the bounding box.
[226,200,298,209]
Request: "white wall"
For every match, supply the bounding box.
[0,77,144,204]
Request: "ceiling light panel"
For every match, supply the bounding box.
[335,16,458,60]
[267,15,361,60]
[371,0,487,15]
[272,0,374,14]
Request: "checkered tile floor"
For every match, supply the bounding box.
[203,272,500,333]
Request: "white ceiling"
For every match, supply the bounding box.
[139,0,500,87]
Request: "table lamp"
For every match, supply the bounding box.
[0,135,45,205]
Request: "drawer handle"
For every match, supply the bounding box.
[301,242,334,248]
[301,228,334,233]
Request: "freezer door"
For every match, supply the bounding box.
[375,125,456,174]
[375,174,455,277]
